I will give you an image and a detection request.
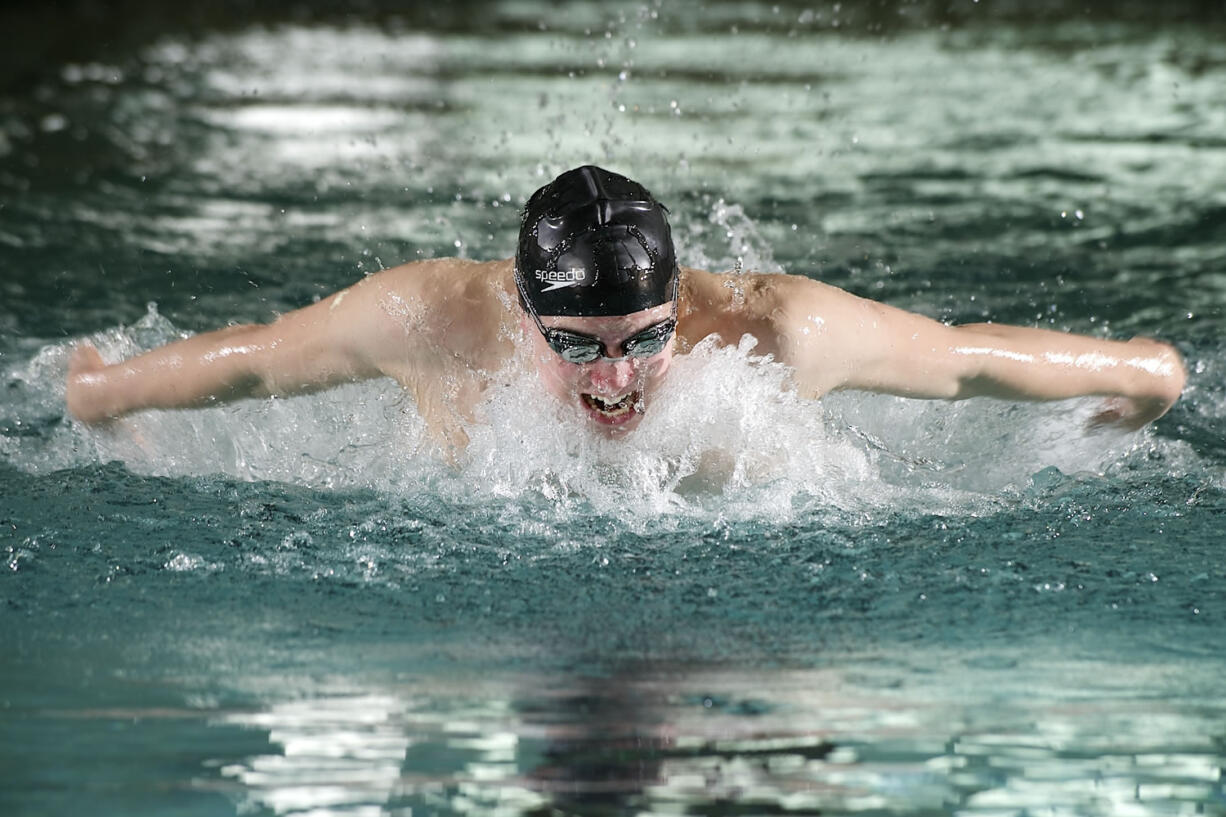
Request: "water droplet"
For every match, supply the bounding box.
[40,113,68,133]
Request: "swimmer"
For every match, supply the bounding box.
[66,165,1186,449]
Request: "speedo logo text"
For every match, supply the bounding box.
[534,268,587,291]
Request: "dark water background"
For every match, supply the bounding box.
[3,1,1226,815]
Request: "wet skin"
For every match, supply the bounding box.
[522,302,676,434]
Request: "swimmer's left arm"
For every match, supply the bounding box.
[776,280,1186,430]
[907,320,1184,430]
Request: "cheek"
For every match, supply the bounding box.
[523,331,569,391]
[644,351,673,383]
[533,351,580,397]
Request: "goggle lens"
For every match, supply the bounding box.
[546,319,676,364]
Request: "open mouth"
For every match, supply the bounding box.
[581,391,642,423]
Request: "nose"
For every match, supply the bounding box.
[588,357,636,394]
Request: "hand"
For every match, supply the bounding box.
[1085,337,1185,432]
[66,343,114,424]
[1086,394,1175,432]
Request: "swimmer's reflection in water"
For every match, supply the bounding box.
[517,672,672,809]
[65,166,1186,455]
[512,666,836,813]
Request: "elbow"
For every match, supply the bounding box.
[208,324,279,399]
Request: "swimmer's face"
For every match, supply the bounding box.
[523,302,676,435]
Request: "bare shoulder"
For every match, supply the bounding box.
[377,256,511,288]
[338,258,515,360]
[370,258,514,320]
[765,273,893,335]
[680,268,912,396]
[256,257,516,393]
[679,268,869,356]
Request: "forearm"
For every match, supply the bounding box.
[67,325,272,422]
[952,323,1186,414]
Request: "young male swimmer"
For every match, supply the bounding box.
[66,165,1187,450]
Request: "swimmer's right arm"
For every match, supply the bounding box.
[65,269,416,423]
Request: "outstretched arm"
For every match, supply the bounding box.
[774,279,1186,430]
[66,269,410,424]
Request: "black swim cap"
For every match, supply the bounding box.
[515,165,678,317]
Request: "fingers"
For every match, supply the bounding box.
[1086,399,1127,432]
[1085,395,1167,433]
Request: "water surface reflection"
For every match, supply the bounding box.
[212,653,1226,815]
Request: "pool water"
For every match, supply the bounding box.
[3,2,1226,815]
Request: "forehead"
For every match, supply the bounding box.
[538,302,673,337]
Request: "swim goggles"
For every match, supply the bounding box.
[515,270,679,364]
